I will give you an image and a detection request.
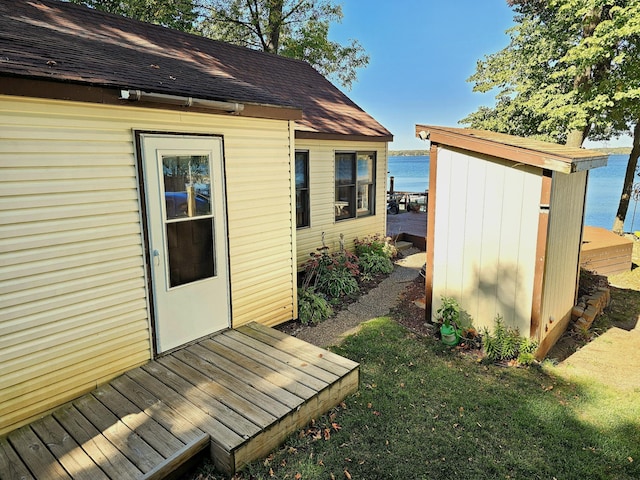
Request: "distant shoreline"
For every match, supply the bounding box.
[390,147,632,156]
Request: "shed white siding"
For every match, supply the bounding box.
[539,170,587,342]
[0,95,295,434]
[294,139,388,267]
[431,147,542,333]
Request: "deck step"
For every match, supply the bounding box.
[395,240,413,251]
[141,433,209,480]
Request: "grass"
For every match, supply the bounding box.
[185,317,640,480]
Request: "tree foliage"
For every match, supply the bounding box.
[198,0,368,89]
[463,0,640,147]
[68,0,369,89]
[68,0,198,31]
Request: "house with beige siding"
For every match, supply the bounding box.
[0,0,392,437]
[416,125,607,358]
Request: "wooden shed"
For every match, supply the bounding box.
[416,126,608,357]
[0,0,391,453]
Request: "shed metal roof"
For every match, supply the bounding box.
[416,125,608,174]
[0,0,392,141]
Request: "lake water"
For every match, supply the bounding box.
[388,154,638,231]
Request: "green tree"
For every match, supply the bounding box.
[463,0,640,232]
[68,0,198,31]
[198,0,369,89]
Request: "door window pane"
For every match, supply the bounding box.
[163,155,211,220]
[162,154,216,288]
[166,218,215,287]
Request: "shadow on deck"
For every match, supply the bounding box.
[0,323,359,479]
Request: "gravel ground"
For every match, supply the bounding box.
[291,249,426,348]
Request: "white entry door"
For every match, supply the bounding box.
[140,134,230,353]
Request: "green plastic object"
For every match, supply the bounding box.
[440,323,459,346]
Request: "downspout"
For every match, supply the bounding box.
[120,89,244,114]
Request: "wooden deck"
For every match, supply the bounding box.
[0,323,359,479]
[387,211,427,250]
[580,226,633,276]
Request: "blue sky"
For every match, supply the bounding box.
[332,1,631,150]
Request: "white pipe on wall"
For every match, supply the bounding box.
[120,89,244,114]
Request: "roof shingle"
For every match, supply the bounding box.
[0,0,392,140]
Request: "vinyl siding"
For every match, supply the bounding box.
[431,148,541,333]
[294,139,388,267]
[0,95,295,434]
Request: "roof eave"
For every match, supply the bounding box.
[416,125,608,174]
[0,75,303,121]
[295,129,393,143]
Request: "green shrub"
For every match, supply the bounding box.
[482,315,538,365]
[358,251,394,277]
[297,287,333,325]
[315,267,359,299]
[302,246,360,300]
[354,234,397,259]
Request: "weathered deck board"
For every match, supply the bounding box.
[53,404,143,479]
[29,415,109,480]
[210,332,321,396]
[0,323,359,478]
[0,435,34,480]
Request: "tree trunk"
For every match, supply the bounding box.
[265,0,284,53]
[565,128,588,148]
[612,121,640,234]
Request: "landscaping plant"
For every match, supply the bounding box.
[302,244,360,302]
[354,234,396,278]
[482,314,538,365]
[296,287,333,325]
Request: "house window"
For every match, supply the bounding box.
[335,152,375,220]
[295,151,310,228]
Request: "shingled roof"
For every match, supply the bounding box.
[0,0,392,141]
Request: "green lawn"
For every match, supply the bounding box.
[187,317,640,480]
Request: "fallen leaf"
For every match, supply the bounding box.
[344,469,352,479]
[373,410,381,416]
[295,473,302,480]
[629,456,634,463]
[323,428,331,440]
[269,468,274,477]
[332,422,342,431]
[150,64,160,69]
